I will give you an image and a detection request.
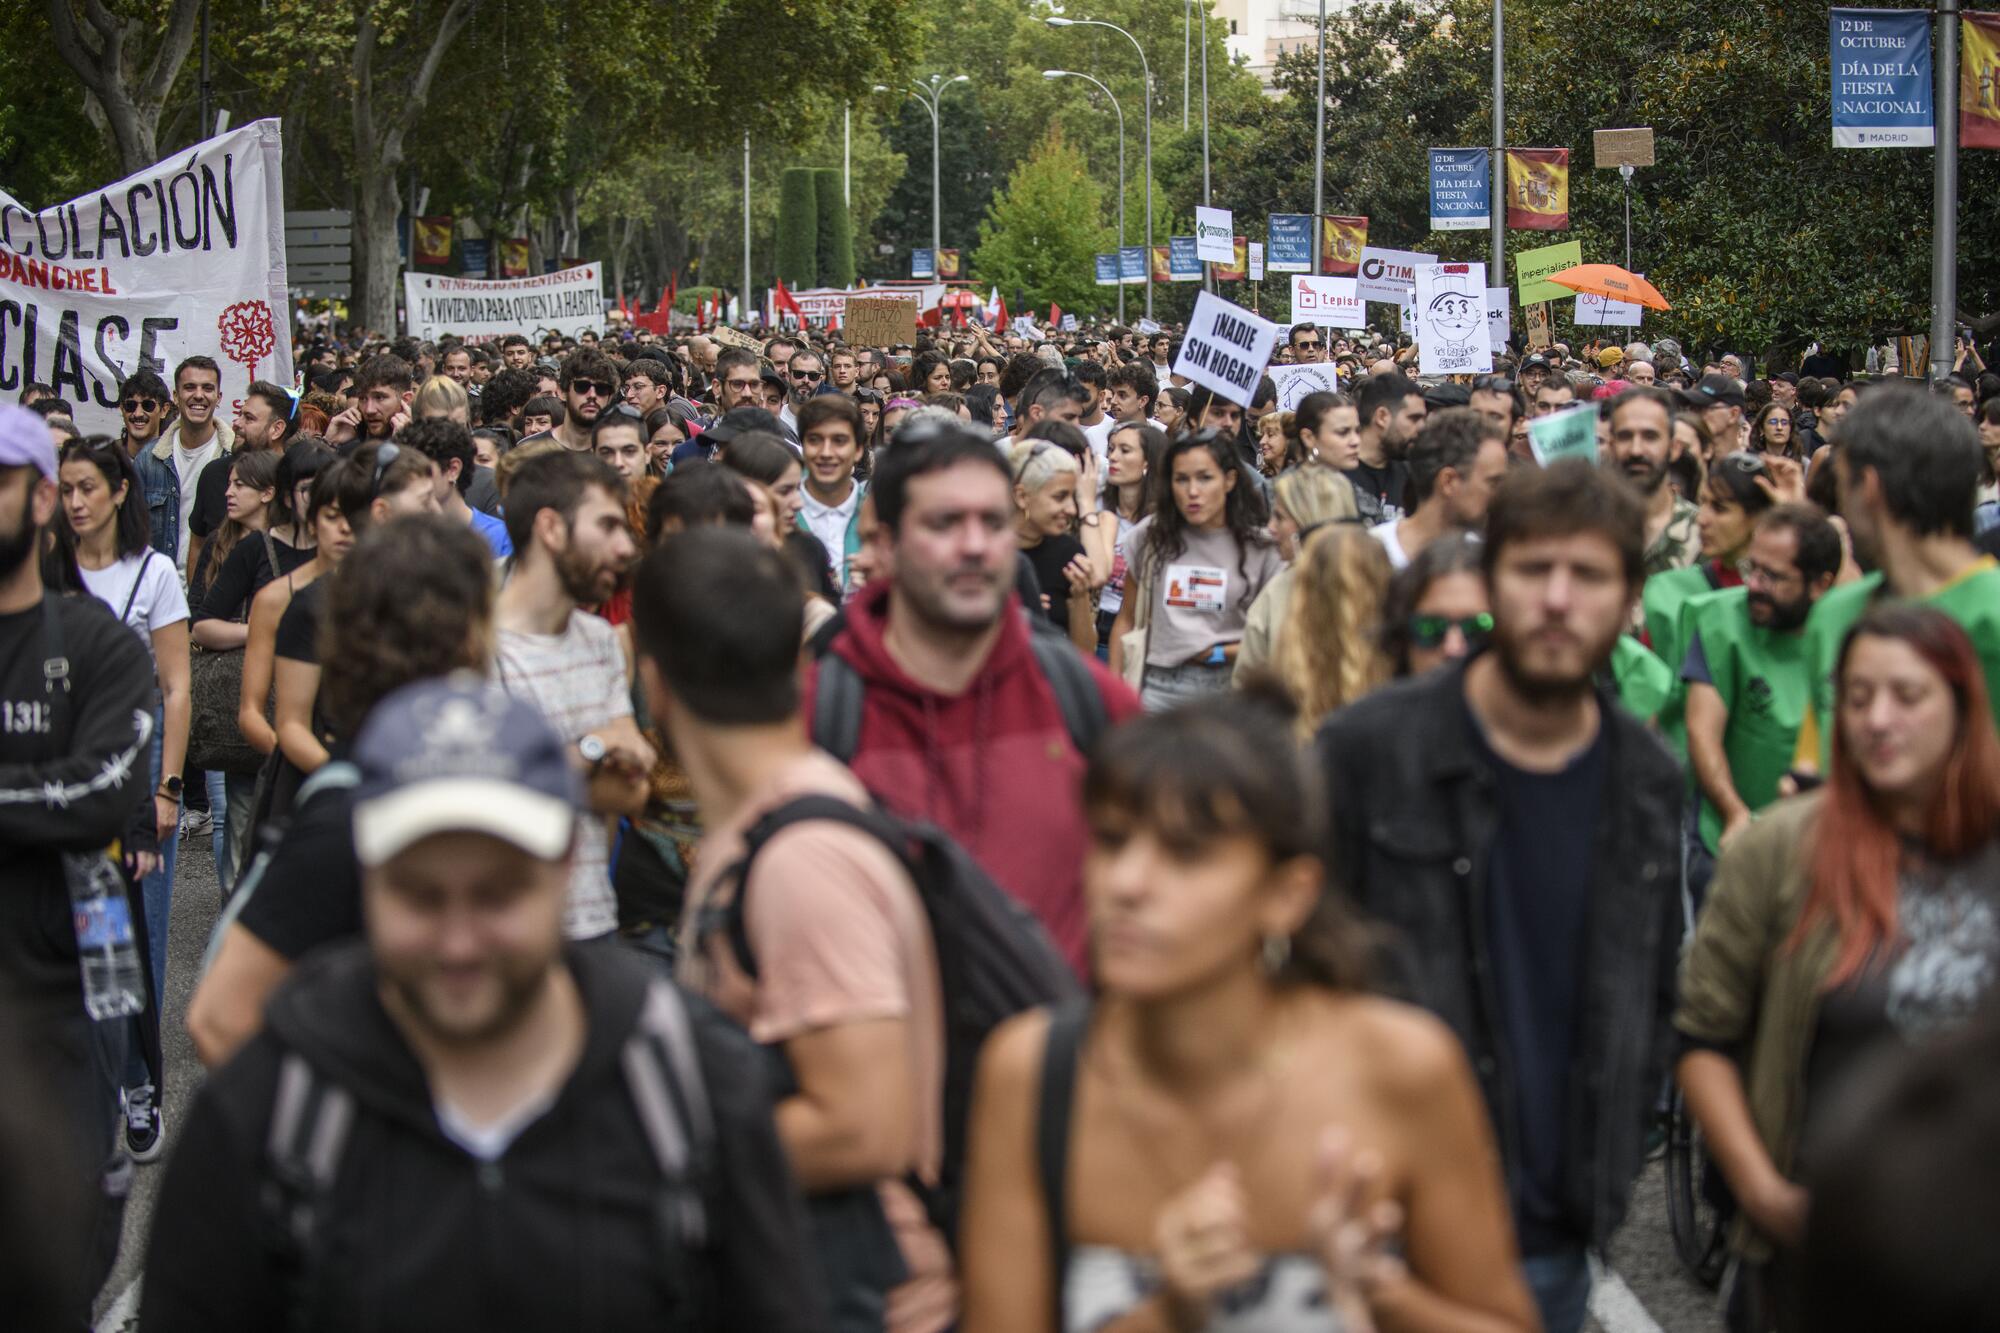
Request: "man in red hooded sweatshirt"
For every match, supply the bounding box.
[803,424,1140,975]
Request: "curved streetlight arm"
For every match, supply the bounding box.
[1047,15,1154,318]
[1045,68,1127,321]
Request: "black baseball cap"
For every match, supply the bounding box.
[1680,373,1746,410]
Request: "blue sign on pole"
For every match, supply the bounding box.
[1428,148,1492,230]
[912,248,936,279]
[1830,8,1934,148]
[1119,246,1147,285]
[1168,236,1201,282]
[460,238,490,276]
[1267,214,1313,273]
[1095,253,1119,286]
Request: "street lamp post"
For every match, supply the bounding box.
[878,75,971,271]
[1045,69,1127,323]
[1047,16,1154,320]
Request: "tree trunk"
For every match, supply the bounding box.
[45,0,203,175]
[355,169,403,337]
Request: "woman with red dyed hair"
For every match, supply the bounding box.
[1674,603,2000,1333]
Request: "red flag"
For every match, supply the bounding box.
[661,276,676,317]
[1049,302,1062,327]
[618,293,632,320]
[996,295,1009,333]
[774,279,804,322]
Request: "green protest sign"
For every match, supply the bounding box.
[1515,239,1584,304]
[1528,404,1600,467]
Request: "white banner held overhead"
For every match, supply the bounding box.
[1267,362,1343,413]
[1356,245,1439,304]
[404,262,604,344]
[1173,290,1278,407]
[1413,262,1493,376]
[1485,286,1512,353]
[1290,275,1365,329]
[0,118,292,436]
[1194,205,1235,263]
[1573,289,1643,327]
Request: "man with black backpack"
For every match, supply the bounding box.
[802,423,1140,976]
[634,527,1079,1333]
[141,676,824,1331]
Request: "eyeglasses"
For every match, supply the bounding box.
[1737,558,1799,588]
[368,443,402,497]
[121,397,160,413]
[570,380,616,398]
[1473,375,1516,394]
[1408,613,1494,650]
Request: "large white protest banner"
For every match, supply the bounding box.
[1172,290,1277,407]
[1485,286,1512,354]
[1194,206,1235,263]
[0,119,291,435]
[1413,262,1493,376]
[405,262,603,344]
[1356,245,1438,304]
[1267,362,1343,413]
[1573,289,1643,327]
[1290,275,1365,329]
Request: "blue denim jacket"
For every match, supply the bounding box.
[131,421,233,564]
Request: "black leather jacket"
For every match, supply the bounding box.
[1316,655,1684,1249]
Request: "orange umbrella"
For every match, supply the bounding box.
[1547,263,1671,312]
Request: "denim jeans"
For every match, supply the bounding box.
[1139,659,1233,713]
[1522,1247,1593,1333]
[205,767,258,896]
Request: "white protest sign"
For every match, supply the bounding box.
[1356,245,1439,304]
[1413,262,1493,376]
[1485,286,1511,354]
[1268,362,1344,412]
[1528,404,1601,467]
[0,119,292,435]
[404,262,604,344]
[1248,241,1265,282]
[1195,205,1235,263]
[1135,317,1161,334]
[1573,289,1643,327]
[1173,289,1278,407]
[1290,275,1364,328]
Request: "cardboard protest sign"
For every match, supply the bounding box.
[1290,275,1364,328]
[1267,362,1344,412]
[1515,239,1584,304]
[1593,128,1656,168]
[1195,206,1234,263]
[1173,290,1278,407]
[1356,246,1438,304]
[1528,404,1600,466]
[1524,301,1554,349]
[1485,286,1512,353]
[710,325,761,350]
[405,263,603,344]
[1414,262,1493,376]
[0,119,293,435]
[843,296,918,349]
[1248,242,1265,282]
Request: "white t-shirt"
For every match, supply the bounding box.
[493,610,630,941]
[78,549,189,663]
[800,481,864,587]
[169,432,223,575]
[1368,519,1411,571]
[1081,416,1114,467]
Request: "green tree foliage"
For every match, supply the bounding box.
[972,125,1115,313]
[776,168,819,287]
[814,168,855,288]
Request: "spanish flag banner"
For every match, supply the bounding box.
[501,238,530,278]
[1505,149,1570,230]
[937,248,962,279]
[1321,215,1369,276]
[1151,244,1172,284]
[1213,237,1249,283]
[413,217,453,266]
[1966,13,2000,150]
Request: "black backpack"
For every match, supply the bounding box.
[714,794,1082,1246]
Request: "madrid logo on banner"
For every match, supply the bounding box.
[1322,215,1368,276]
[1968,13,2000,148]
[1173,290,1278,407]
[1428,148,1491,230]
[1195,205,1235,263]
[404,263,604,344]
[1505,149,1570,230]
[1414,263,1493,376]
[0,119,292,435]
[1831,8,1934,148]
[1266,214,1313,273]
[1291,275,1365,328]
[1356,246,1439,304]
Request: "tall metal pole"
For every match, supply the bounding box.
[1932,0,1961,383]
[742,131,751,328]
[1490,0,1505,280]
[199,0,212,139]
[1620,165,1633,273]
[1201,2,1213,293]
[1184,0,1192,130]
[1047,71,1125,324]
[930,84,942,261]
[1313,0,1326,274]
[1046,18,1154,318]
[844,102,852,209]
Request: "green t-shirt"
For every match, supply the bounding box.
[1641,562,1727,758]
[1686,588,1810,852]
[1802,561,2000,770]
[1610,633,1675,724]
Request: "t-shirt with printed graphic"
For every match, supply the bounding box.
[1117,515,1283,668]
[494,610,629,940]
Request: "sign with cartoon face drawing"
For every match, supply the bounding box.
[1414,262,1493,375]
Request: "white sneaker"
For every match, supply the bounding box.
[123,1082,165,1163]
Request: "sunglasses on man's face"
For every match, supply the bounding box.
[791,369,825,382]
[1292,339,1322,351]
[122,398,160,414]
[1408,613,1494,650]
[571,380,616,398]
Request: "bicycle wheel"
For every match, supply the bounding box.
[1665,1087,1732,1288]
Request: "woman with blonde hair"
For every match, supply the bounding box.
[1235,464,1360,678]
[411,373,471,424]
[1009,431,1098,652]
[1279,525,1394,735]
